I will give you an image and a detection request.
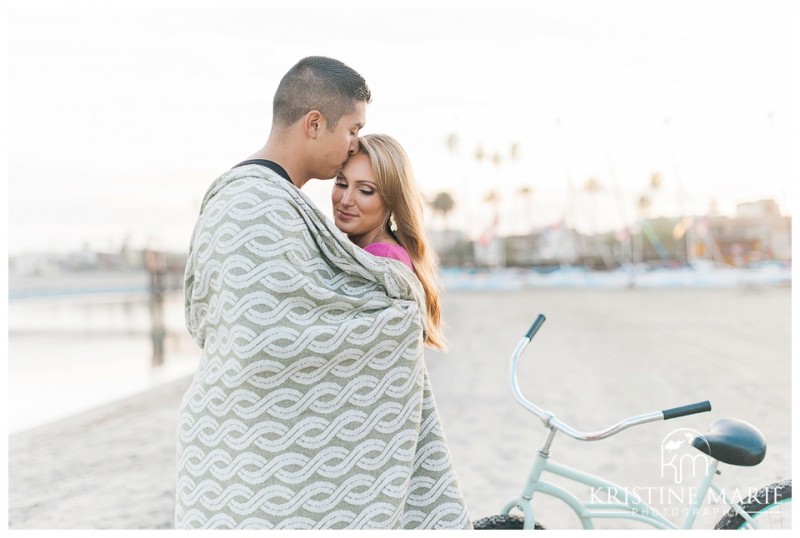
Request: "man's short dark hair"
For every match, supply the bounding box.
[273,56,372,130]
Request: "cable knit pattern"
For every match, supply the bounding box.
[175,165,471,529]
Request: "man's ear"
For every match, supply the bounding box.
[303,111,323,139]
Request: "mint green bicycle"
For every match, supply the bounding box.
[473,314,792,530]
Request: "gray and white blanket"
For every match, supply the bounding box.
[175,164,472,529]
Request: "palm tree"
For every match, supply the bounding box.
[637,194,652,217]
[633,195,652,264]
[446,133,459,155]
[583,177,603,226]
[584,177,602,196]
[582,177,603,232]
[430,192,456,231]
[582,178,614,269]
[649,172,662,191]
[484,191,501,239]
[518,185,534,232]
[646,172,662,218]
[484,190,501,234]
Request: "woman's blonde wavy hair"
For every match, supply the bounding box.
[357,134,446,350]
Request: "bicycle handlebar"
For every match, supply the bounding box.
[662,401,712,420]
[511,314,713,442]
[525,314,547,339]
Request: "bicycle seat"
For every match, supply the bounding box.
[690,419,766,466]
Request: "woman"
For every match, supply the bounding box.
[332,133,445,350]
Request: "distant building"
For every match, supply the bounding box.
[703,199,791,265]
[429,228,474,267]
[471,199,791,269]
[695,200,792,266]
[504,223,582,267]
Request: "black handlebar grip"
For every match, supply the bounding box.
[662,400,712,420]
[525,314,547,340]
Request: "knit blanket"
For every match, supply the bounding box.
[175,165,472,529]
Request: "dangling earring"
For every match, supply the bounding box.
[389,213,398,233]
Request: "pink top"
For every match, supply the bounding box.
[364,242,414,272]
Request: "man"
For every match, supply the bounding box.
[176,56,471,530]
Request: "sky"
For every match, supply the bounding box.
[6,0,798,255]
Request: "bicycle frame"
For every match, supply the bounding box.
[500,439,741,529]
[501,314,766,530]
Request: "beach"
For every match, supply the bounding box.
[7,286,792,529]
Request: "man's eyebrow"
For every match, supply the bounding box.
[353,121,365,129]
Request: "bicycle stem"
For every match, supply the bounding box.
[510,314,711,442]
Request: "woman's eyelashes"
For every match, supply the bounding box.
[335,179,376,196]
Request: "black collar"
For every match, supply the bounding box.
[233,159,293,185]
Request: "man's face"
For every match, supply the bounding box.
[314,100,366,180]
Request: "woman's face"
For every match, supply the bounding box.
[332,152,389,246]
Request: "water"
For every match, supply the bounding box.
[7,291,199,433]
[7,264,790,434]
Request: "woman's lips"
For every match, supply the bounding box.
[336,209,357,222]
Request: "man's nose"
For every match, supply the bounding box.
[348,139,359,155]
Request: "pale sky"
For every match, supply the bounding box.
[6,0,798,255]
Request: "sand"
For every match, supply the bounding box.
[7,286,792,529]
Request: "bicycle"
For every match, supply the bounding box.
[472,314,792,530]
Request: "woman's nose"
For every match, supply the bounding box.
[340,189,354,206]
